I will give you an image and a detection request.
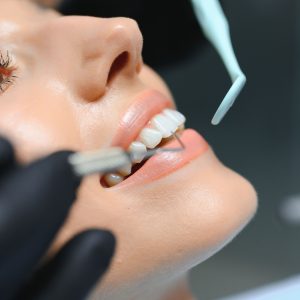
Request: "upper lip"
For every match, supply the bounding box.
[111,89,175,149]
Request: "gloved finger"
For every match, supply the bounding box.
[0,137,15,177]
[0,151,82,299]
[21,230,116,300]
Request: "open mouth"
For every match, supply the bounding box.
[100,108,186,188]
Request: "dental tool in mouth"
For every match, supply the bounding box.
[68,109,186,182]
[69,133,185,178]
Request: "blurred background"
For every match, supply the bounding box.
[159,1,300,299]
[58,0,300,298]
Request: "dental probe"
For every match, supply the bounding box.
[190,0,246,125]
[69,132,185,177]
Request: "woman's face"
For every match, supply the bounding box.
[0,0,257,297]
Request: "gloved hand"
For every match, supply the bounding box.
[0,137,115,300]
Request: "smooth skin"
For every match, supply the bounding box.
[0,1,257,299]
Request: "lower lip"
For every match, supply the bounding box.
[113,129,209,188]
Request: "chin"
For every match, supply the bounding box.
[62,145,257,299]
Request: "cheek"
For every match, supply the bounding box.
[0,83,80,162]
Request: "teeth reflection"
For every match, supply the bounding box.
[104,173,124,187]
[163,109,186,126]
[151,114,178,138]
[139,128,162,149]
[129,141,147,163]
[118,163,132,176]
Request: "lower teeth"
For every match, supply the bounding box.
[103,173,125,187]
[101,160,146,187]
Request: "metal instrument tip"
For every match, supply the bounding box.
[139,131,186,159]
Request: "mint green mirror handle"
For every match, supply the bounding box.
[190,0,246,125]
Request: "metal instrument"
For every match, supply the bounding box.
[69,132,185,177]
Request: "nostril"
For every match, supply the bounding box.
[107,51,130,85]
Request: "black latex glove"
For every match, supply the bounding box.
[0,137,115,300]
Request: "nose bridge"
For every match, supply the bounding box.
[39,16,143,57]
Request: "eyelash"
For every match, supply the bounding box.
[0,50,17,93]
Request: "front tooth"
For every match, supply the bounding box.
[118,163,132,176]
[129,141,147,163]
[104,173,124,187]
[139,128,162,149]
[151,114,178,138]
[163,109,186,127]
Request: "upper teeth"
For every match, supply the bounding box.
[103,108,186,187]
[139,128,162,149]
[163,109,186,126]
[151,114,178,138]
[137,108,185,148]
[128,141,147,163]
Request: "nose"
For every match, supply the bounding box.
[37,16,143,101]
